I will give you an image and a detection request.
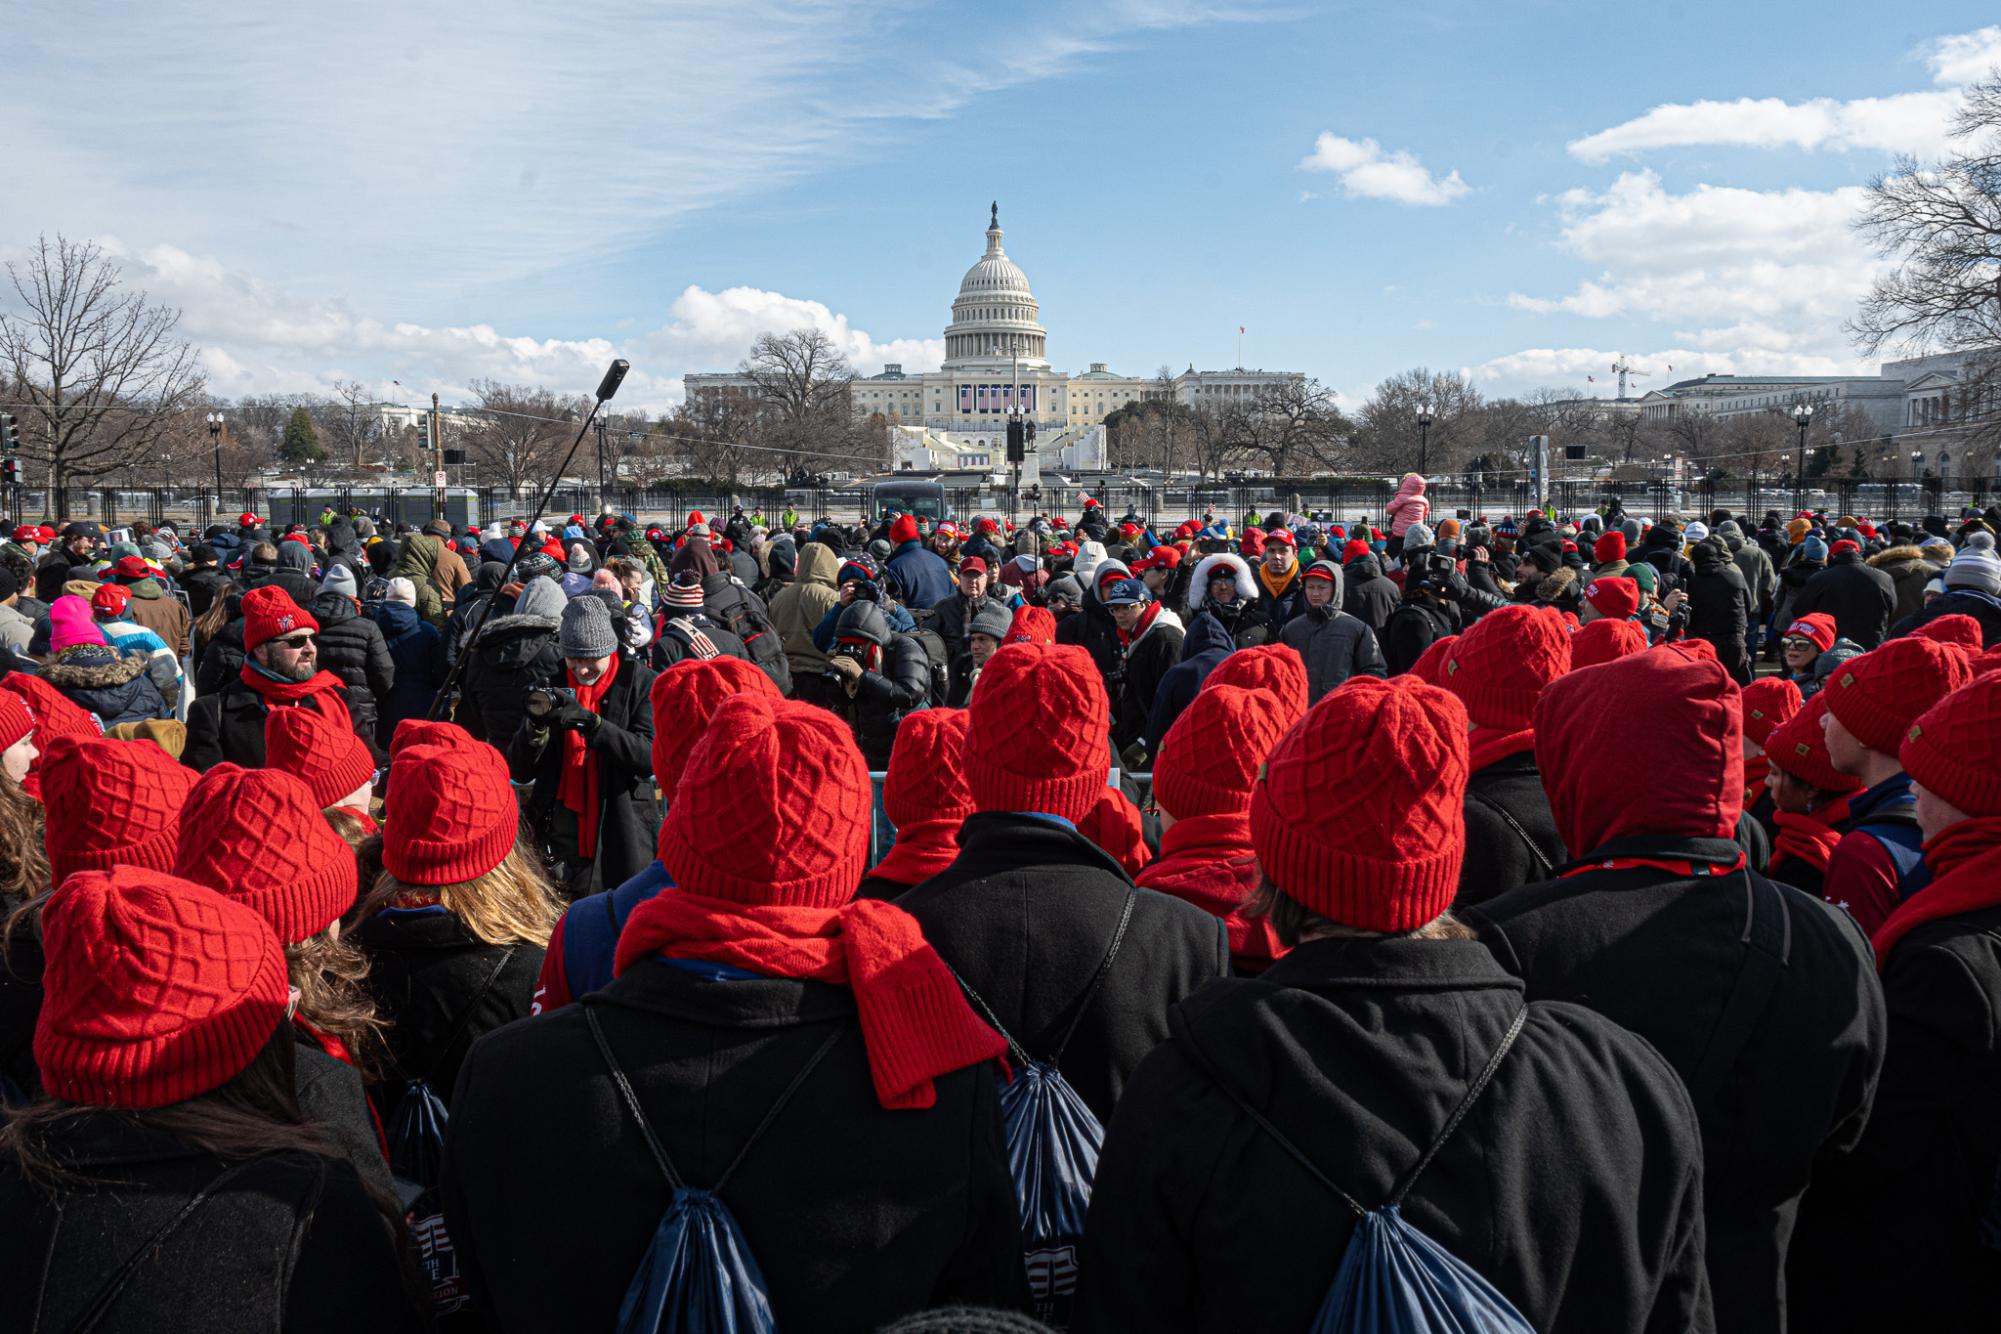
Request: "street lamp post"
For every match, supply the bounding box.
[1416,401,1435,475]
[1791,403,1813,514]
[1911,449,1923,522]
[205,412,227,523]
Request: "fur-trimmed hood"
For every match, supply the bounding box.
[1188,553,1257,610]
[1867,544,1937,572]
[42,647,148,689]
[1536,565,1580,604]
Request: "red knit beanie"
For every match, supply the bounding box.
[1824,636,1973,755]
[390,717,464,756]
[1976,644,2001,678]
[1252,677,1468,931]
[1912,614,1984,652]
[1154,685,1288,820]
[889,514,920,547]
[1004,604,1057,646]
[1569,617,1647,670]
[36,865,290,1110]
[1078,786,1151,876]
[1582,576,1640,622]
[1,674,99,799]
[0,691,31,753]
[1593,531,1627,564]
[42,734,196,885]
[650,657,781,795]
[1783,613,1837,654]
[1342,539,1371,564]
[382,723,518,886]
[1443,604,1570,730]
[658,694,869,908]
[1410,634,1457,685]
[264,704,374,810]
[240,584,318,654]
[1205,645,1309,727]
[1740,677,1803,749]
[175,765,357,944]
[1766,693,1861,794]
[965,643,1109,823]
[1901,674,2001,816]
[883,708,974,829]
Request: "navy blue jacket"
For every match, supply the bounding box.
[886,539,954,610]
[1144,614,1235,756]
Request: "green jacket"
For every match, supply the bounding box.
[389,533,448,628]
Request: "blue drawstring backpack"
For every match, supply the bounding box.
[1204,1007,1535,1334]
[953,890,1135,1329]
[586,1001,843,1334]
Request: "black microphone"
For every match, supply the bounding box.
[595,359,630,403]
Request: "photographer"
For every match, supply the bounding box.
[823,598,930,769]
[508,596,658,899]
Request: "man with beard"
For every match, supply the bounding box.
[182,585,370,771]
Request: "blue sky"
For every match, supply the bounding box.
[5,2,1998,412]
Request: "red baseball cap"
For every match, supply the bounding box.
[11,526,39,543]
[959,556,989,576]
[1264,528,1296,547]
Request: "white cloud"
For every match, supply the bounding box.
[1299,133,1470,206]
[1465,345,1869,398]
[1567,24,1997,162]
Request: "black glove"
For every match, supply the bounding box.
[549,698,596,735]
[1436,569,1471,602]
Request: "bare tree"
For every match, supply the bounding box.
[739,328,863,477]
[460,380,583,496]
[0,235,205,496]
[669,390,762,490]
[313,380,385,471]
[1226,378,1351,476]
[1351,368,1483,473]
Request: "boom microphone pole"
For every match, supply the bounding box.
[425,358,630,719]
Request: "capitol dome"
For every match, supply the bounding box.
[941,203,1049,370]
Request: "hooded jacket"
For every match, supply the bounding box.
[457,576,566,746]
[1865,544,1942,625]
[1722,525,1778,615]
[1111,605,1184,758]
[368,597,446,747]
[1056,557,1132,673]
[387,533,447,628]
[1464,650,1886,1334]
[1790,549,1896,650]
[1683,539,1754,683]
[1278,573,1386,702]
[826,600,930,769]
[770,542,842,686]
[1341,552,1399,632]
[40,647,170,729]
[1143,612,1236,757]
[1889,586,2001,648]
[1385,474,1430,539]
[1184,553,1264,649]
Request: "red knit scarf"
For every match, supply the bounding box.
[335,805,379,836]
[1467,727,1536,774]
[238,663,351,731]
[557,655,620,860]
[1117,600,1163,647]
[1769,795,1851,879]
[1743,754,1772,807]
[867,815,965,889]
[611,890,1008,1109]
[1135,812,1284,971]
[1872,817,2001,969]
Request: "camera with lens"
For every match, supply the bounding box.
[523,685,577,721]
[822,643,867,683]
[1425,551,1457,575]
[850,580,879,604]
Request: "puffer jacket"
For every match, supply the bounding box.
[1144,612,1236,756]
[1682,539,1753,683]
[769,541,842,689]
[368,597,446,748]
[40,646,170,728]
[388,533,448,627]
[1184,553,1264,649]
[825,599,930,768]
[1385,473,1429,539]
[456,577,566,745]
[1866,545,1941,625]
[1341,552,1399,632]
[308,592,394,754]
[1279,597,1388,702]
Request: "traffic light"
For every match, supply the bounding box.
[0,412,17,453]
[1006,419,1024,463]
[416,415,431,451]
[2,460,21,483]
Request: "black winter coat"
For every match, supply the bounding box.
[651,610,749,668]
[1112,609,1184,758]
[183,681,364,773]
[368,599,446,747]
[178,565,230,620]
[441,958,1029,1334]
[308,592,394,751]
[1454,749,1565,909]
[1465,854,1886,1333]
[195,617,247,696]
[899,813,1229,1124]
[351,906,544,1131]
[456,609,563,745]
[1890,588,2001,647]
[1342,554,1399,632]
[0,1111,424,1333]
[1054,588,1122,675]
[826,600,931,770]
[1789,903,2001,1332]
[1143,613,1234,756]
[1380,595,1458,676]
[508,655,659,893]
[1683,541,1754,683]
[1790,550,1896,650]
[1075,937,1712,1334]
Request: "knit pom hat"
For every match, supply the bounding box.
[382,723,519,886]
[1912,613,1984,652]
[1945,531,2001,595]
[1766,694,1861,794]
[49,595,105,651]
[1204,645,1309,727]
[1582,576,1639,622]
[1442,604,1571,731]
[1593,531,1627,565]
[1154,685,1289,820]
[1740,677,1803,749]
[1824,636,1973,755]
[1410,634,1458,685]
[1569,617,1648,670]
[175,766,357,944]
[264,704,374,810]
[1901,672,2001,817]
[35,866,290,1110]
[889,514,921,547]
[1003,604,1056,646]
[1341,539,1371,564]
[42,734,196,884]
[883,708,975,830]
[650,656,781,794]
[964,643,1109,824]
[240,584,317,654]
[1784,613,1838,654]
[657,694,869,908]
[1252,677,1468,931]
[0,691,32,753]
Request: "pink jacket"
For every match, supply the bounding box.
[1386,474,1430,538]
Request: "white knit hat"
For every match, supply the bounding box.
[1944,531,2000,595]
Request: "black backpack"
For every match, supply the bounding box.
[708,582,793,695]
[952,890,1135,1328]
[901,608,953,708]
[586,1002,842,1333]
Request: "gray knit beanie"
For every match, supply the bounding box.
[559,594,618,659]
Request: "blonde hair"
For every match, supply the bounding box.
[288,930,389,1079]
[0,779,50,907]
[359,838,559,948]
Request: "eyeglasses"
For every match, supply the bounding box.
[271,634,316,650]
[1781,636,1815,651]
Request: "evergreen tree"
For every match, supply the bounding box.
[280,405,326,465]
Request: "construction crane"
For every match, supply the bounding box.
[1611,357,1643,400]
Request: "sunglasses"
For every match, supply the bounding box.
[271,633,316,650]
[1781,636,1816,651]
